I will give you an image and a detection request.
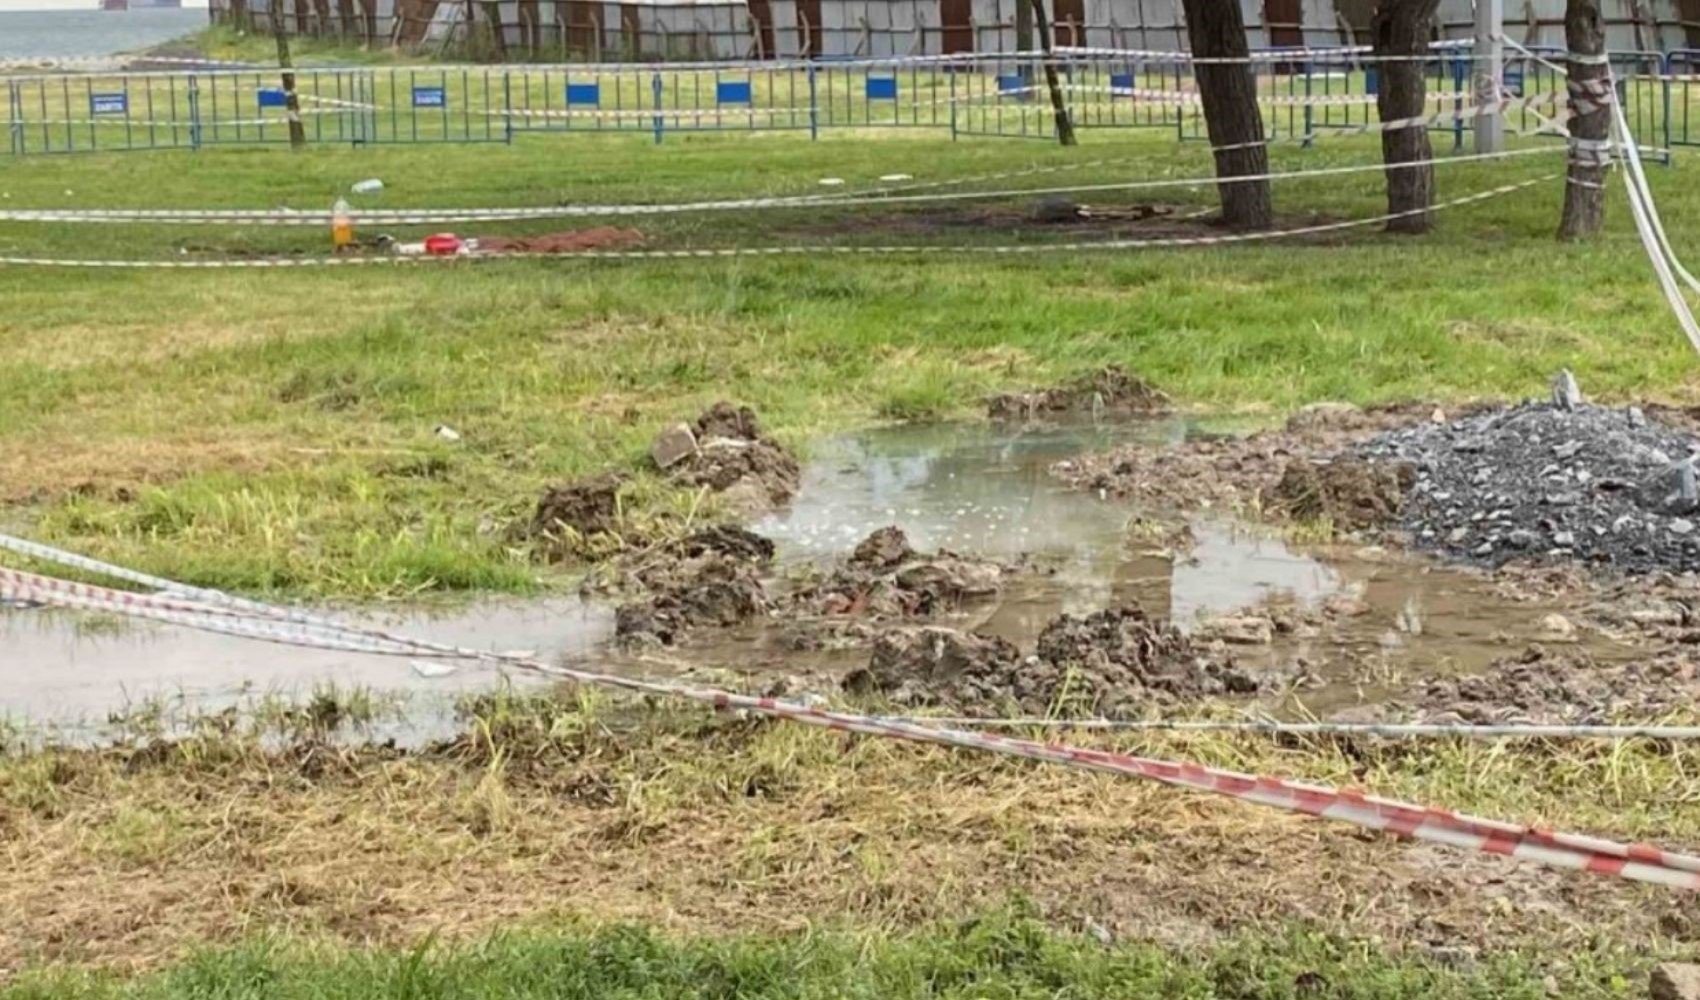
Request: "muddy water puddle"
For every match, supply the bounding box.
[2,418,1636,732]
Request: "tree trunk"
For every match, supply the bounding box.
[1558,0,1607,239]
[272,15,307,149]
[480,0,510,60]
[1026,0,1078,146]
[1179,0,1272,229]
[1373,0,1440,233]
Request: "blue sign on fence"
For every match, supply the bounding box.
[412,86,447,108]
[996,74,1025,96]
[1503,65,1525,97]
[565,83,600,106]
[89,93,127,115]
[1365,67,1379,95]
[865,77,897,100]
[1109,72,1134,93]
[716,80,752,105]
[257,88,288,108]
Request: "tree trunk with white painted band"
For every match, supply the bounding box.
[1558,0,1607,240]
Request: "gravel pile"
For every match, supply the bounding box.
[1353,382,1700,573]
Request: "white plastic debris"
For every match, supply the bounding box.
[878,173,913,182]
[410,660,460,679]
[818,177,845,186]
[351,179,384,194]
[434,424,462,442]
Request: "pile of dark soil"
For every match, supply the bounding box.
[613,526,775,647]
[475,227,644,254]
[1386,645,1700,725]
[529,473,627,544]
[845,604,1315,714]
[1053,402,1437,514]
[1353,397,1700,573]
[652,402,801,513]
[987,366,1171,423]
[1266,457,1415,531]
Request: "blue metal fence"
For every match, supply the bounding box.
[2,50,1686,156]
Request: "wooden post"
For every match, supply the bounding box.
[1373,0,1441,233]
[1026,0,1078,145]
[1178,0,1273,228]
[1558,0,1608,239]
[272,11,307,149]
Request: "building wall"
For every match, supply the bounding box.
[226,0,1700,58]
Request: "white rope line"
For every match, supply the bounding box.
[0,145,1562,227]
[886,715,1700,739]
[0,175,1555,268]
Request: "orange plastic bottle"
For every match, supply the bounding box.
[331,197,354,251]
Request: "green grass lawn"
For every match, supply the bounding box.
[0,128,1696,598]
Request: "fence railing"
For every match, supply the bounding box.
[2,49,1684,157]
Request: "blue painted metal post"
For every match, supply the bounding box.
[651,71,663,144]
[187,74,202,151]
[808,63,818,140]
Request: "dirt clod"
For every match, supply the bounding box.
[987,366,1170,423]
[474,227,644,254]
[667,402,801,512]
[850,525,915,569]
[670,525,775,563]
[844,627,1024,703]
[613,555,767,647]
[529,473,626,541]
[1394,645,1700,724]
[1268,457,1415,530]
[1651,963,1700,1000]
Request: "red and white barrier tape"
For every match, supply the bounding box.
[0,176,1555,269]
[3,533,1697,891]
[880,715,1700,740]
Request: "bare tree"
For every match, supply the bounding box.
[1372,0,1440,233]
[1178,0,1272,229]
[1558,0,1607,239]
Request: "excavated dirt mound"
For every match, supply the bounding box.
[1267,457,1416,530]
[475,227,644,254]
[787,526,1008,621]
[1385,645,1700,724]
[987,366,1171,423]
[613,554,768,647]
[1353,398,1700,573]
[659,402,802,512]
[845,604,1316,714]
[528,473,627,542]
[1054,402,1443,516]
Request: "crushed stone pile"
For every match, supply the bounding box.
[845,604,1316,714]
[650,402,802,513]
[1351,389,1700,573]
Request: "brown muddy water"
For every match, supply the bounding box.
[1,418,1635,737]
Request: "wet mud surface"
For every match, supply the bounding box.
[8,387,1695,735]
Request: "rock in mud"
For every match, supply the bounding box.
[850,525,915,569]
[530,473,626,541]
[1268,458,1414,531]
[986,365,1170,423]
[666,402,801,511]
[1651,963,1700,1000]
[1194,613,1276,645]
[650,422,698,470]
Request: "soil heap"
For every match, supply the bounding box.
[987,366,1170,423]
[651,402,801,512]
[845,604,1313,714]
[1352,390,1700,573]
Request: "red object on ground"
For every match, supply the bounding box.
[423,233,462,256]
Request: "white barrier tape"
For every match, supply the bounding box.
[0,176,1555,268]
[888,715,1700,739]
[7,109,349,129]
[1569,51,1614,66]
[0,145,1561,228]
[1055,42,1477,64]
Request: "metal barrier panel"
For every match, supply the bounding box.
[0,51,1683,156]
